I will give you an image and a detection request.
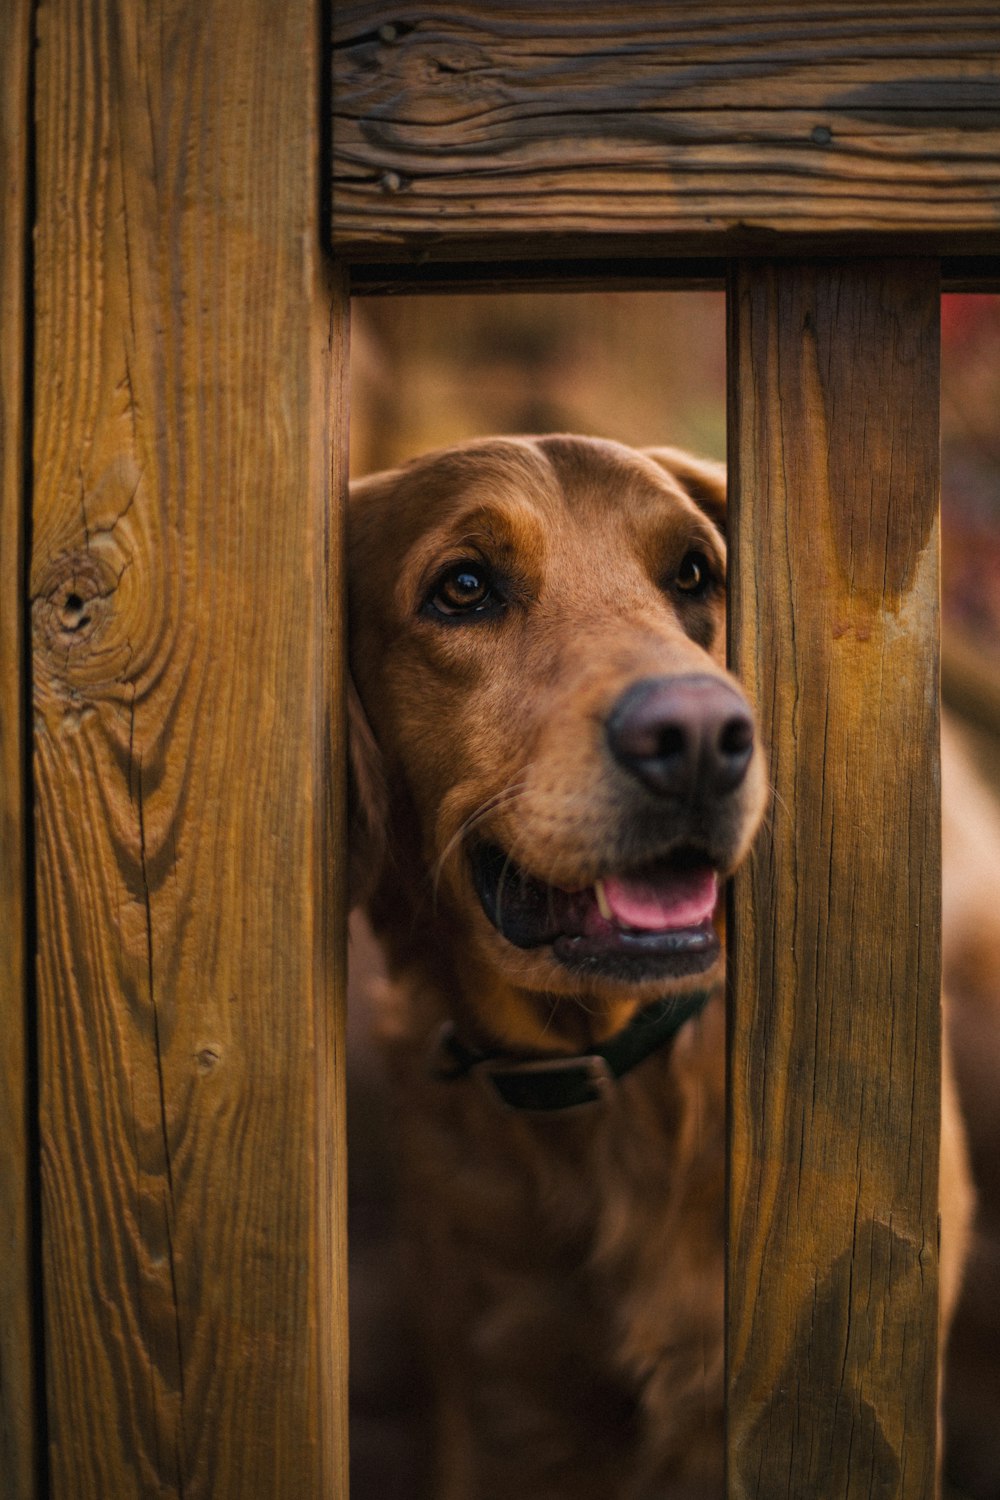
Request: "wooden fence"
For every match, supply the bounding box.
[2,1,999,1495]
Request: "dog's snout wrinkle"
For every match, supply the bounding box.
[607,674,754,800]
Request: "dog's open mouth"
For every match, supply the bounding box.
[470,841,721,978]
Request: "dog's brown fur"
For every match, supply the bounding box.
[348,436,974,1499]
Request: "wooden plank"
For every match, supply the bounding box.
[349,256,729,295]
[348,254,1000,297]
[726,260,941,1496]
[331,2,1000,259]
[31,2,346,1495]
[326,269,353,1500]
[1,2,39,1496]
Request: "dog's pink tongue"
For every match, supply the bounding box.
[602,867,718,931]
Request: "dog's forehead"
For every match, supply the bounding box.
[537,434,686,506]
[459,434,697,516]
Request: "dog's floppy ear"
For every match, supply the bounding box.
[347,677,389,909]
[643,447,727,538]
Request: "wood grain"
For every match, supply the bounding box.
[332,2,1000,259]
[32,2,346,1495]
[1,2,39,1496]
[726,261,941,1496]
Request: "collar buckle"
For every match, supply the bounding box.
[429,987,715,1115]
[474,1052,615,1113]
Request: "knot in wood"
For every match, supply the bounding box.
[34,552,117,653]
[31,549,138,717]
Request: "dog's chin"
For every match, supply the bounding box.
[548,927,720,984]
[469,840,723,985]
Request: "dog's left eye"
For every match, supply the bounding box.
[674,551,713,596]
[425,561,501,620]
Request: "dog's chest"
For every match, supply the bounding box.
[402,1020,726,1403]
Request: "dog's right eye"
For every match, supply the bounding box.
[424,561,501,621]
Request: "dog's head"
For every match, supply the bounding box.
[348,436,766,1050]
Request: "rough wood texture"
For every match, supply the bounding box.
[332,2,1000,260]
[1,2,38,1496]
[726,261,941,1496]
[32,2,346,1495]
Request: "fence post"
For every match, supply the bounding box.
[0,1,37,1495]
[29,1,347,1493]
[726,259,942,1496]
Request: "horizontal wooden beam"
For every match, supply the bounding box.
[349,256,728,294]
[333,2,1000,261]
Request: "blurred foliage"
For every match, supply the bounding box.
[349,291,726,476]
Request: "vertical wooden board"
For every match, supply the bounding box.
[32,2,345,1496]
[1,2,38,1496]
[726,261,941,1497]
[324,268,352,1500]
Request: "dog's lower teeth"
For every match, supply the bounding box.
[594,879,613,922]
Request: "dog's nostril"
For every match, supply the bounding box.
[657,725,686,760]
[713,713,754,793]
[720,716,753,759]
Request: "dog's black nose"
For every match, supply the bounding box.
[607,675,754,799]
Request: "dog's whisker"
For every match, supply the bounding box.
[437,780,531,866]
[428,776,534,908]
[766,779,792,822]
[539,994,561,1040]
[494,847,521,936]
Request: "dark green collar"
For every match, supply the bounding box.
[431,988,714,1113]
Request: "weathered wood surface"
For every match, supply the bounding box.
[32,2,347,1495]
[1,3,38,1497]
[726,261,941,1496]
[332,2,1000,260]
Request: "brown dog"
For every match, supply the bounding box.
[347,436,973,1499]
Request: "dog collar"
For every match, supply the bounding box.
[431,987,714,1113]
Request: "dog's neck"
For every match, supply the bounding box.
[428,987,717,1112]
